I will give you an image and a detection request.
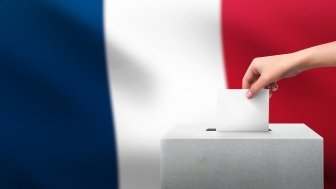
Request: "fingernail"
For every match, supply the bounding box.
[246,90,253,99]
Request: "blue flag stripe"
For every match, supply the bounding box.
[0,1,117,188]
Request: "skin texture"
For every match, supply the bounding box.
[242,41,336,99]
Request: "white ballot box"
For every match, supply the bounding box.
[161,124,323,189]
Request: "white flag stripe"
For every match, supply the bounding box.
[104,1,226,188]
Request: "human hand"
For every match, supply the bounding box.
[242,53,303,99]
[242,42,336,99]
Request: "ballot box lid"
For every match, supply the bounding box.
[162,124,322,140]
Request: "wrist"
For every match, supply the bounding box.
[289,48,314,72]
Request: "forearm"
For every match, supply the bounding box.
[292,41,336,72]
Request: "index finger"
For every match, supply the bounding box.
[242,67,255,89]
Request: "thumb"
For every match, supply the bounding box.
[247,76,269,99]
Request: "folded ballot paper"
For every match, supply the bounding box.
[216,89,269,132]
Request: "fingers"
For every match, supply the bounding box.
[268,82,278,92]
[266,82,279,99]
[242,67,256,89]
[246,76,269,99]
[243,59,273,99]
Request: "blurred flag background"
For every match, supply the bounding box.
[0,0,335,189]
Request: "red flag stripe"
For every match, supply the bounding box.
[222,0,336,187]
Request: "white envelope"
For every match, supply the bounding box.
[216,89,269,132]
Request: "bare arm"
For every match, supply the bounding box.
[242,41,336,99]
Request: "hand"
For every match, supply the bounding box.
[242,42,336,99]
[242,53,303,99]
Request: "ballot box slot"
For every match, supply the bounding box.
[205,128,271,132]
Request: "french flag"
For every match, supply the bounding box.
[0,0,335,189]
